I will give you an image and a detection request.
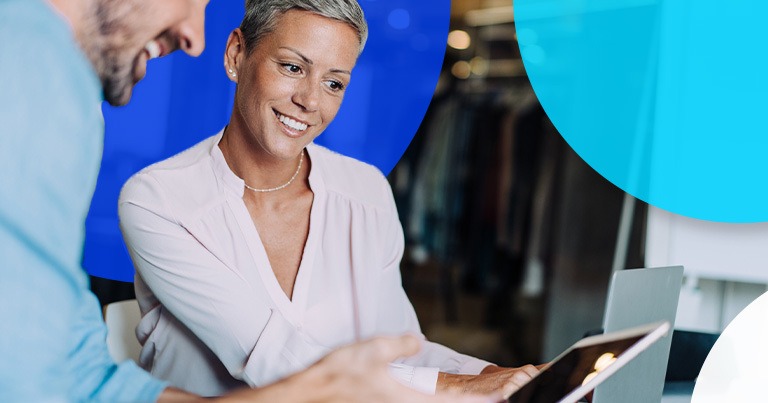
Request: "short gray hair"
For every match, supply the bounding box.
[241,0,368,55]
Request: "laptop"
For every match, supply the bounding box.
[592,266,684,403]
[507,321,671,403]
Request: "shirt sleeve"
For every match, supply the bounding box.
[66,290,168,402]
[119,174,331,387]
[0,241,167,403]
[374,181,493,394]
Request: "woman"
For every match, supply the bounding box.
[119,0,537,397]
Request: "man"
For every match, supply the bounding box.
[0,0,499,401]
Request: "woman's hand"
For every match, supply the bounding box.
[437,365,539,398]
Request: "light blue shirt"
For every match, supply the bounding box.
[0,0,167,400]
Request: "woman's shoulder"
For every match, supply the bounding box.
[139,134,219,175]
[308,143,394,211]
[120,134,221,209]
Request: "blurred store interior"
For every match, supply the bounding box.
[390,0,768,382]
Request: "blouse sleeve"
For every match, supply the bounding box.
[375,182,493,394]
[118,174,330,387]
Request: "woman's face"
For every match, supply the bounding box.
[228,9,360,160]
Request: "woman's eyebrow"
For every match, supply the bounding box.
[280,46,313,65]
[279,46,351,75]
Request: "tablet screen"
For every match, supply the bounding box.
[508,334,645,403]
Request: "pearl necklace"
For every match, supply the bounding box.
[243,150,304,193]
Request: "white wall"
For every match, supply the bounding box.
[646,207,768,332]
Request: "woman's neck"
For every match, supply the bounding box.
[219,125,308,193]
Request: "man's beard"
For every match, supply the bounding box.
[98,49,137,106]
[78,0,140,106]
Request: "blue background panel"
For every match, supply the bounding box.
[84,0,450,281]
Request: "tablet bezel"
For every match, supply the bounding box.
[508,321,671,403]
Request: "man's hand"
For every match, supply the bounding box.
[159,335,502,403]
[293,335,502,403]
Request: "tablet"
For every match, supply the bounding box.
[507,321,670,403]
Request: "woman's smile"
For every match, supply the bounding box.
[274,109,310,137]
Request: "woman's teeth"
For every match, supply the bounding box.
[144,40,161,59]
[277,113,308,131]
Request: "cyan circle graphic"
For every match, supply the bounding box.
[515,0,768,223]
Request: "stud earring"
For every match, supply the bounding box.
[228,68,236,77]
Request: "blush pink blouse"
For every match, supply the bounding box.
[118,130,491,396]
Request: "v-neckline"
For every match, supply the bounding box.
[214,139,326,325]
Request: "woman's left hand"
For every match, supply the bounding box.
[437,364,540,398]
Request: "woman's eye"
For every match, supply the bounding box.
[326,80,345,92]
[282,63,301,74]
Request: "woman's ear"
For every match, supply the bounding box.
[224,28,246,82]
